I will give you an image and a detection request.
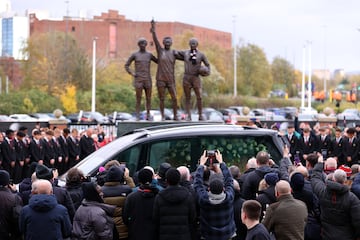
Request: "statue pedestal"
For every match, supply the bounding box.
[49,119,68,130]
[236,116,251,125]
[317,116,337,127]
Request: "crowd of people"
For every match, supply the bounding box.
[0,125,112,184]
[1,118,360,239]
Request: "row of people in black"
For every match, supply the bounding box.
[285,123,360,166]
[0,127,97,184]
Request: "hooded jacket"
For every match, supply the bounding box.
[19,194,72,240]
[72,200,115,240]
[311,162,360,240]
[153,184,196,240]
[123,185,159,240]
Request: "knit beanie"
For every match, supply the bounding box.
[158,162,172,178]
[106,166,124,182]
[264,172,279,186]
[138,168,153,185]
[290,172,305,191]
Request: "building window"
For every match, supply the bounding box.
[71,26,75,32]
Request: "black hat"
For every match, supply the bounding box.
[158,162,172,178]
[35,164,53,180]
[290,172,305,191]
[82,182,103,203]
[209,179,224,194]
[165,168,180,186]
[138,168,153,184]
[0,170,10,187]
[264,172,279,186]
[106,166,124,182]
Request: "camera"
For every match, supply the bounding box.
[206,150,218,166]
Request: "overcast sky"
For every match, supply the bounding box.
[10,0,360,73]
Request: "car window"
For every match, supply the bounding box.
[148,135,281,172]
[112,144,141,174]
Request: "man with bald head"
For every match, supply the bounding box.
[262,180,307,240]
[311,155,360,240]
[20,180,72,240]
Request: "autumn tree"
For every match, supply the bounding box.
[21,31,92,94]
[271,56,296,96]
[237,44,272,97]
[60,84,78,114]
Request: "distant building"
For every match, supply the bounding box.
[1,16,29,59]
[313,69,331,81]
[29,9,232,61]
[334,69,345,80]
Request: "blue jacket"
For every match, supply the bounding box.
[19,194,72,240]
[351,173,360,199]
[194,163,236,240]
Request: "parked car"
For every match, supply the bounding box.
[193,108,224,122]
[107,112,136,123]
[337,108,360,121]
[228,106,255,116]
[219,108,239,124]
[58,123,286,186]
[0,115,12,121]
[9,114,37,122]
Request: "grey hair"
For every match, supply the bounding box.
[333,169,347,184]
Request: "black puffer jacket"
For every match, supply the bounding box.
[311,162,360,240]
[153,185,196,240]
[123,185,159,240]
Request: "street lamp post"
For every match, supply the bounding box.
[91,37,98,112]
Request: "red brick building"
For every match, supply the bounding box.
[29,10,231,61]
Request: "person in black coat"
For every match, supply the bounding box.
[232,179,247,240]
[65,168,85,211]
[311,160,360,240]
[41,130,57,168]
[344,128,359,166]
[317,127,332,157]
[79,128,96,160]
[290,172,321,240]
[153,168,196,240]
[298,127,319,165]
[0,170,23,240]
[67,128,81,168]
[57,128,70,173]
[330,127,346,165]
[1,130,17,178]
[28,130,44,165]
[123,168,159,240]
[256,172,279,221]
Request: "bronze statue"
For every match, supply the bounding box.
[177,38,210,121]
[150,20,180,121]
[125,38,157,120]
